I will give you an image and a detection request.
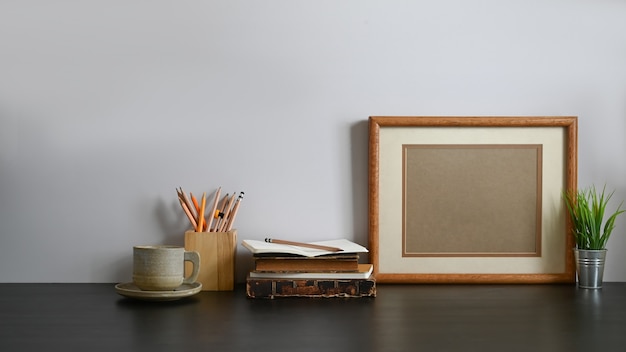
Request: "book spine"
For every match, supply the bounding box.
[254,259,360,272]
[246,276,376,299]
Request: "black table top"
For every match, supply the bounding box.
[1,283,625,351]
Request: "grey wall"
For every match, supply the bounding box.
[1,0,625,283]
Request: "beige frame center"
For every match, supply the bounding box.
[402,144,542,257]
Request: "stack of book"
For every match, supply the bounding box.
[242,238,376,299]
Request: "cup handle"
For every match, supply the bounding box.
[183,251,201,284]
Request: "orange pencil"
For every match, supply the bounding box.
[196,192,207,232]
[191,193,201,214]
[192,193,209,231]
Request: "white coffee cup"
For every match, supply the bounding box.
[133,245,200,291]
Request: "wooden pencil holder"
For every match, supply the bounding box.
[184,229,237,291]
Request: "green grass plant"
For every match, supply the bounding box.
[563,185,624,250]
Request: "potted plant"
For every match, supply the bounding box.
[563,185,624,289]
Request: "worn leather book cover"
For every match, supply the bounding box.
[246,275,376,299]
[253,254,360,272]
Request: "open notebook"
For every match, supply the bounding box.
[241,238,368,257]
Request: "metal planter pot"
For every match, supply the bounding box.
[574,249,607,289]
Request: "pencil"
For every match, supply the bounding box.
[264,238,342,252]
[218,193,237,232]
[213,193,229,232]
[191,193,200,214]
[178,187,198,221]
[196,192,206,232]
[207,187,221,232]
[225,192,244,231]
[179,198,198,229]
[196,192,210,231]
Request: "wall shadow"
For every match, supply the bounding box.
[350,119,370,263]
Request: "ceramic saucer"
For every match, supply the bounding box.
[115,282,202,301]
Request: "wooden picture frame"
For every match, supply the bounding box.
[368,116,577,283]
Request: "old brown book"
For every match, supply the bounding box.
[250,264,373,279]
[253,254,359,272]
[246,275,376,299]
